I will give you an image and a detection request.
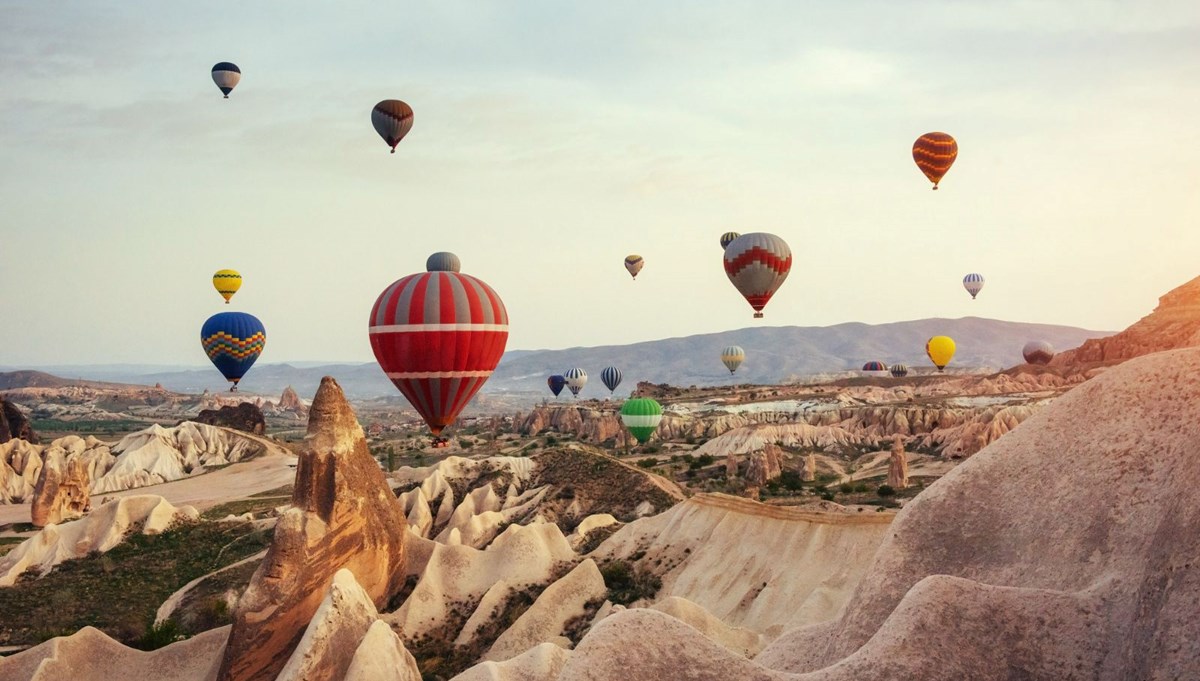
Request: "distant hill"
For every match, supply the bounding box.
[0,370,157,391]
[486,316,1110,397]
[20,317,1108,400]
[0,370,81,390]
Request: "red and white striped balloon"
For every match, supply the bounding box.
[723,232,792,318]
[368,253,508,435]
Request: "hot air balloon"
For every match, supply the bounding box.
[600,366,623,395]
[890,364,909,378]
[912,132,957,190]
[720,232,740,250]
[563,368,587,397]
[368,253,508,436]
[212,269,242,304]
[721,345,745,374]
[547,375,566,397]
[963,273,985,299]
[620,398,663,444]
[926,336,956,372]
[723,233,791,318]
[624,255,644,280]
[201,311,265,391]
[862,361,888,373]
[1023,341,1055,365]
[211,62,241,98]
[372,100,414,153]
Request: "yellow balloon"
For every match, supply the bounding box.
[925,335,956,371]
[213,269,242,304]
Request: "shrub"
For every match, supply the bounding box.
[133,618,186,651]
[820,491,836,501]
[877,485,896,498]
[458,438,474,449]
[600,560,662,605]
[636,458,658,469]
[838,482,853,494]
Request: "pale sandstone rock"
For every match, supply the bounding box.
[343,619,422,681]
[483,559,607,662]
[0,625,230,681]
[275,569,380,681]
[451,642,570,681]
[1,495,198,586]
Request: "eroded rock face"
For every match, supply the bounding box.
[31,453,91,527]
[887,436,908,490]
[0,398,39,445]
[195,403,266,436]
[217,377,407,681]
[745,444,783,487]
[803,453,817,482]
[278,386,308,415]
[1055,274,1200,365]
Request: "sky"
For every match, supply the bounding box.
[2,1,1199,366]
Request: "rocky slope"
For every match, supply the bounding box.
[0,398,38,445]
[516,346,1200,680]
[0,423,273,504]
[1054,273,1200,366]
[0,495,199,586]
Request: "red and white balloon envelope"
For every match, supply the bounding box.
[369,253,508,435]
[723,232,792,318]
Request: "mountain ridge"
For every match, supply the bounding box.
[4,317,1108,399]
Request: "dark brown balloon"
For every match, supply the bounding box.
[1022,341,1055,365]
[912,132,958,189]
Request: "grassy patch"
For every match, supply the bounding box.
[0,519,271,647]
[201,496,291,521]
[250,484,294,498]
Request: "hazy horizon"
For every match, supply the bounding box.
[3,2,1197,366]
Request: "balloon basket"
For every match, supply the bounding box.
[753,312,763,319]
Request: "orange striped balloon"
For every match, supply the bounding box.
[912,132,957,190]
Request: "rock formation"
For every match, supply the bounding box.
[803,453,816,482]
[278,386,308,415]
[217,377,408,681]
[275,569,380,681]
[593,493,893,637]
[744,443,783,487]
[1054,274,1200,365]
[550,347,1200,679]
[1,424,273,504]
[91,422,265,494]
[31,452,91,527]
[0,625,230,681]
[886,435,908,490]
[195,402,266,435]
[725,453,738,479]
[0,397,39,445]
[1,495,198,586]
